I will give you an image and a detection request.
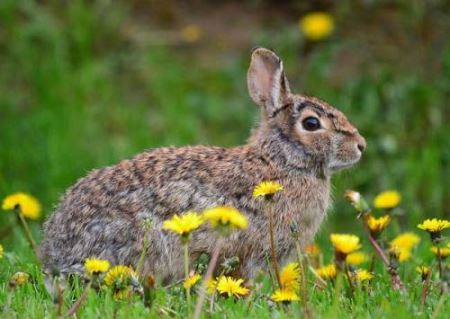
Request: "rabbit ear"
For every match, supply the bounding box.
[247,47,291,116]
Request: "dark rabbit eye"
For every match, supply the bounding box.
[302,117,321,131]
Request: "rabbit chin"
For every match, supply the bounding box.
[327,156,361,171]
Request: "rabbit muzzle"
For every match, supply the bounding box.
[328,132,366,171]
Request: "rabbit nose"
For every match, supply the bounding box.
[356,134,366,152]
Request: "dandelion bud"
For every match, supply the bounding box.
[9,272,29,287]
[344,190,370,213]
[416,266,431,282]
[221,256,240,274]
[289,222,299,235]
[345,190,360,203]
[144,275,155,289]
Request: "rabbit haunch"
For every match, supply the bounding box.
[40,48,365,280]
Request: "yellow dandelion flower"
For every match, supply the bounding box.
[104,265,136,288]
[330,234,361,255]
[203,206,248,230]
[162,211,204,236]
[352,269,373,281]
[113,287,132,300]
[84,258,110,275]
[279,262,300,291]
[417,218,450,234]
[183,273,201,289]
[2,192,42,220]
[431,246,450,258]
[346,252,368,266]
[305,244,321,257]
[207,278,218,294]
[316,264,337,280]
[389,232,420,262]
[394,248,413,262]
[366,214,391,234]
[10,272,29,286]
[373,191,401,209]
[299,12,334,41]
[416,266,431,276]
[253,181,283,199]
[181,24,202,43]
[0,244,3,259]
[271,289,300,302]
[389,232,421,251]
[216,276,249,298]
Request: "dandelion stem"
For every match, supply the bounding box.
[268,204,281,288]
[55,277,63,317]
[363,221,404,290]
[209,269,226,313]
[436,244,445,296]
[264,254,277,288]
[66,281,92,317]
[295,241,312,318]
[344,264,355,298]
[436,245,443,279]
[136,221,152,276]
[431,282,448,319]
[16,208,38,256]
[332,272,343,312]
[420,268,432,310]
[369,254,376,273]
[193,239,223,319]
[308,265,327,288]
[366,228,389,266]
[184,242,191,317]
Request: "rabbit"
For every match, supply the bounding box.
[40,47,366,281]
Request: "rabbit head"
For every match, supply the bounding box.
[247,47,366,176]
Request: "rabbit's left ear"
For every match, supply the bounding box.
[247,47,291,116]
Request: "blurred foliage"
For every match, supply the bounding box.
[0,0,449,251]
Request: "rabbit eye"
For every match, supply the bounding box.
[302,117,321,131]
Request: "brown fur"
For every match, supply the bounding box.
[40,48,365,280]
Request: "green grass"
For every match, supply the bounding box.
[0,0,449,318]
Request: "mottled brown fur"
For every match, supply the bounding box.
[40,48,365,280]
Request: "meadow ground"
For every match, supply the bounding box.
[0,1,449,318]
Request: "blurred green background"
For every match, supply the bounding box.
[1,0,449,250]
